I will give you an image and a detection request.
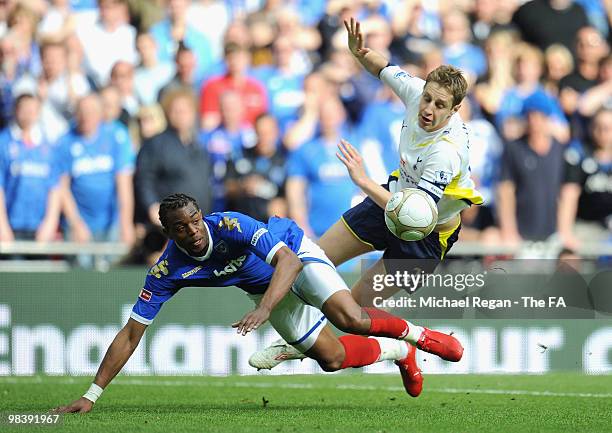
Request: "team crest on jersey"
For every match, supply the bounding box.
[139,288,152,302]
[218,216,242,233]
[149,259,169,279]
[214,241,229,255]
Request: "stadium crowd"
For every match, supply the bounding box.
[0,0,611,266]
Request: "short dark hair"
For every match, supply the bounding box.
[159,193,200,229]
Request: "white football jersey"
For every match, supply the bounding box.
[380,65,483,224]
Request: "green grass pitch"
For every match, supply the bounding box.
[1,373,612,433]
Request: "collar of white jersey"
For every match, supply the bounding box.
[176,219,214,261]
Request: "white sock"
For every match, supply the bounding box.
[371,337,409,362]
[404,321,424,345]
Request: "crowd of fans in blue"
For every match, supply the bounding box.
[0,0,611,265]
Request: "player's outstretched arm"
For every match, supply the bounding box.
[344,17,390,78]
[52,318,147,413]
[233,246,303,335]
[336,139,392,209]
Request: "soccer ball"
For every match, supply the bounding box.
[384,188,438,241]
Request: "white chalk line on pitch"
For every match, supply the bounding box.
[2,376,612,399]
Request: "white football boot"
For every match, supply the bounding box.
[248,339,307,370]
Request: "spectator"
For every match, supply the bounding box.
[474,30,516,121]
[440,8,487,82]
[75,0,137,87]
[0,35,21,128]
[543,43,575,96]
[559,26,609,115]
[577,54,612,117]
[225,113,288,221]
[497,92,565,243]
[136,103,166,143]
[283,71,334,150]
[126,0,164,33]
[149,0,214,82]
[199,42,268,131]
[457,97,503,244]
[389,0,439,64]
[99,85,126,127]
[512,0,589,54]
[357,85,405,184]
[469,0,517,46]
[558,108,612,250]
[57,93,135,249]
[252,35,308,132]
[496,43,570,143]
[186,0,230,61]
[14,41,90,123]
[200,90,256,211]
[286,96,358,238]
[7,3,41,77]
[0,94,61,242]
[37,0,77,42]
[134,88,212,227]
[134,32,174,106]
[109,61,140,117]
[157,42,201,103]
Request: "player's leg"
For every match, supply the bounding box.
[316,219,374,266]
[300,325,425,398]
[349,257,403,305]
[294,251,463,362]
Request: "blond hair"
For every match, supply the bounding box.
[425,65,468,107]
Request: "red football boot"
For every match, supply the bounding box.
[395,343,423,397]
[416,328,464,362]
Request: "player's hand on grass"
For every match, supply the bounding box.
[52,397,93,414]
[344,17,370,59]
[232,305,271,336]
[337,139,370,189]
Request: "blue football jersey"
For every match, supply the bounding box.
[131,212,305,325]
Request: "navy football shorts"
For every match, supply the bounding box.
[341,179,460,275]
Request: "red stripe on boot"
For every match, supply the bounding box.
[363,307,409,339]
[339,335,381,369]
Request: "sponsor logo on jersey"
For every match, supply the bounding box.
[218,216,242,233]
[139,288,152,302]
[213,255,247,277]
[394,71,408,79]
[250,228,268,246]
[181,265,203,279]
[149,259,169,279]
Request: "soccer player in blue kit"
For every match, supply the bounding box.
[54,193,463,413]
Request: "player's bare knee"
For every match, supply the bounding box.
[316,350,345,372]
[330,311,367,335]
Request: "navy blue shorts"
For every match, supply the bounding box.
[341,186,460,274]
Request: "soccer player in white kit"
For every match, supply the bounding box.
[319,18,484,302]
[250,19,483,392]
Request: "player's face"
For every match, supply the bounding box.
[165,204,208,256]
[418,82,460,132]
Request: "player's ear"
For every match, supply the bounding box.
[451,103,461,115]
